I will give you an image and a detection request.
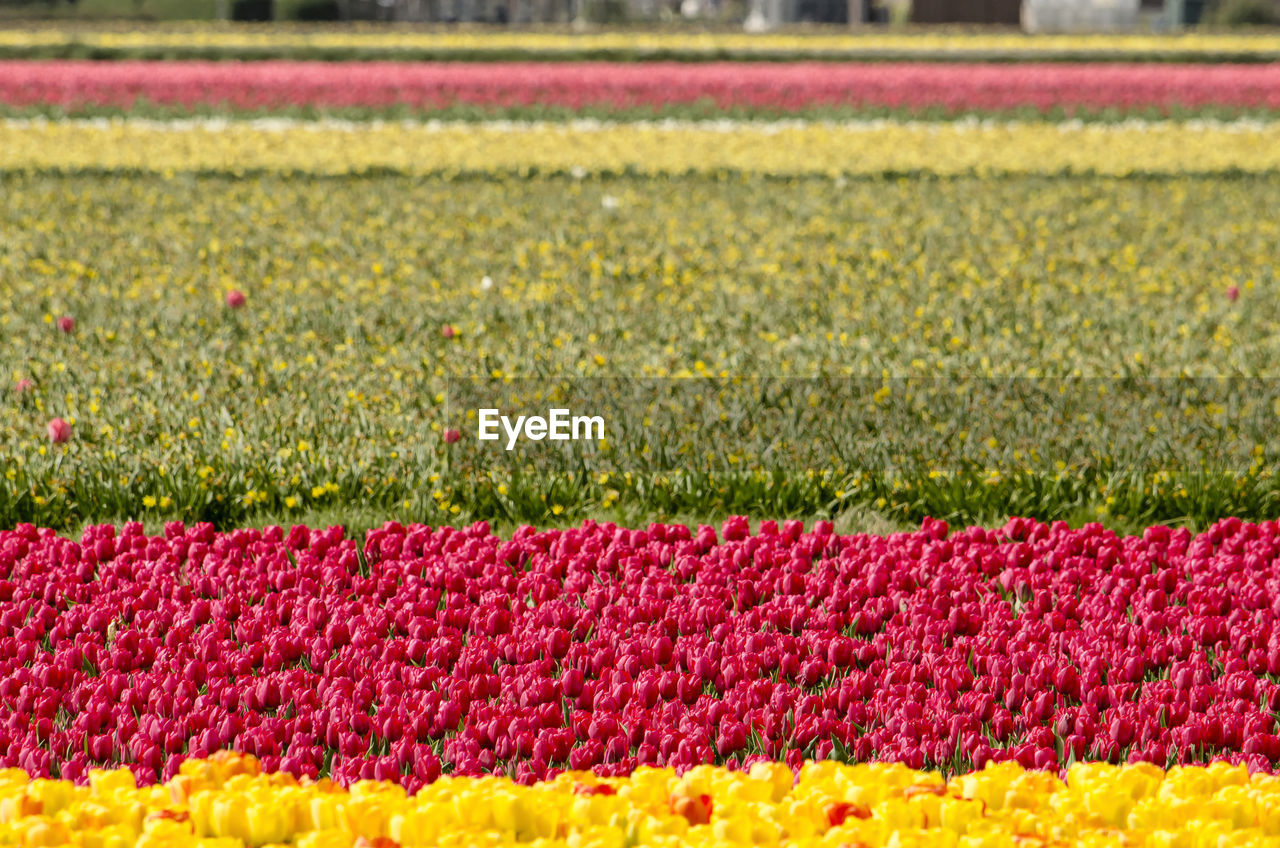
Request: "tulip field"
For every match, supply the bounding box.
[10,517,1280,845]
[4,22,1280,848]
[7,514,1280,782]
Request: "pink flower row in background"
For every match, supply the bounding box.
[4,61,1280,114]
[4,517,1280,789]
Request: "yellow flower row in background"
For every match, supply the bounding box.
[2,26,1280,59]
[5,119,1280,175]
[3,753,1280,848]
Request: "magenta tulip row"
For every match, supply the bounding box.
[1,516,1278,790]
[3,61,1280,115]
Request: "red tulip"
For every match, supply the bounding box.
[57,316,75,334]
[46,417,72,443]
[826,800,872,826]
[574,781,615,796]
[225,290,246,308]
[670,793,712,825]
[443,428,461,444]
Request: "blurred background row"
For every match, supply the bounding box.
[4,0,1275,31]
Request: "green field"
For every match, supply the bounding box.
[1,171,1277,535]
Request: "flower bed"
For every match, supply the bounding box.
[3,752,1280,847]
[4,117,1280,175]
[3,61,1280,118]
[2,517,1279,789]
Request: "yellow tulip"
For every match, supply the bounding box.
[296,831,351,848]
[940,796,985,832]
[878,798,927,831]
[1143,831,1194,848]
[17,818,68,848]
[245,799,292,845]
[0,793,42,825]
[749,762,796,803]
[88,770,136,799]
[186,792,216,837]
[137,816,195,848]
[722,773,774,806]
[80,823,138,848]
[27,781,73,817]
[304,793,344,832]
[208,751,260,782]
[339,795,392,841]
[388,810,437,846]
[1255,799,1280,837]
[1116,762,1164,800]
[0,770,32,790]
[1083,788,1133,827]
[209,795,251,843]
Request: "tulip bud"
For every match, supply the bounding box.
[47,418,72,444]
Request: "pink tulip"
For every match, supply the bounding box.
[442,325,457,339]
[46,417,71,443]
[1227,285,1240,302]
[14,378,33,393]
[225,290,246,309]
[57,316,74,334]
[443,428,461,444]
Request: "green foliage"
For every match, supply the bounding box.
[0,0,221,19]
[585,0,629,23]
[1,171,1278,531]
[290,0,341,19]
[1213,0,1279,25]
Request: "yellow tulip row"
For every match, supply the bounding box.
[1,27,1279,58]
[3,753,1280,848]
[4,119,1280,175]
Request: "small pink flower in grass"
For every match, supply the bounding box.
[47,417,72,444]
[443,428,461,444]
[14,378,34,393]
[225,290,247,309]
[442,324,457,340]
[1227,285,1240,302]
[57,316,75,334]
